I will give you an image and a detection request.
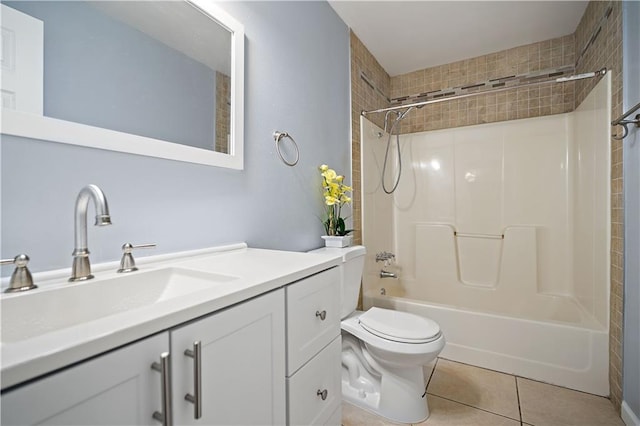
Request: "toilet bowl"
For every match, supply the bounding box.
[310,246,445,424]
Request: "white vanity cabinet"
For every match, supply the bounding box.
[1,289,285,426]
[1,333,169,425]
[171,288,286,425]
[285,267,342,425]
[0,254,343,426]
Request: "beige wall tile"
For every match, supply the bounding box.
[350,31,390,245]
[387,35,576,135]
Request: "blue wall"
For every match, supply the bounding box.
[623,1,640,420]
[0,1,351,276]
[5,1,217,150]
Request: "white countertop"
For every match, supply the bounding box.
[0,244,342,389]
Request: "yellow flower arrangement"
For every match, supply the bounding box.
[319,164,352,236]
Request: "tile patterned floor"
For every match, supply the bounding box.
[342,358,624,426]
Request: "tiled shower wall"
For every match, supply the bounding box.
[350,31,390,245]
[350,0,623,411]
[389,35,575,133]
[574,1,624,411]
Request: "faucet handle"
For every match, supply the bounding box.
[375,251,395,263]
[1,254,38,293]
[118,243,156,273]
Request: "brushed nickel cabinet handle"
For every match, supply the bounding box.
[151,352,172,426]
[184,341,202,419]
[315,310,327,321]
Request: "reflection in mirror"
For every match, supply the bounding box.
[1,1,244,168]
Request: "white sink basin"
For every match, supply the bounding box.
[1,267,238,343]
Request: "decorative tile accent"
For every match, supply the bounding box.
[389,66,576,108]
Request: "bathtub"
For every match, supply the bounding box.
[364,291,609,396]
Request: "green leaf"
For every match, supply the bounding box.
[336,218,346,235]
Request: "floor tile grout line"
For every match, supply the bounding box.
[421,358,439,398]
[426,357,439,389]
[515,376,524,424]
[426,392,523,423]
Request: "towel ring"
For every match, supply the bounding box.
[273,131,300,166]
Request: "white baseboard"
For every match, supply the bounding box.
[622,400,640,426]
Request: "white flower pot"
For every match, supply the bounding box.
[321,235,353,248]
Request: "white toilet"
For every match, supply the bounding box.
[312,245,445,424]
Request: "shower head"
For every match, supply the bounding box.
[397,106,414,120]
[383,106,416,133]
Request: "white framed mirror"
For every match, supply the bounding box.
[0,0,245,169]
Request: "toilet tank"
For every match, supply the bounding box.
[308,245,366,319]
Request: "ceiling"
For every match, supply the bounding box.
[328,1,588,76]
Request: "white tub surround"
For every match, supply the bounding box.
[361,74,611,396]
[0,243,342,389]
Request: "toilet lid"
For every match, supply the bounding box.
[359,307,441,344]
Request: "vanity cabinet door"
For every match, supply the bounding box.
[1,333,169,426]
[171,289,286,426]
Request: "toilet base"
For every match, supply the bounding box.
[341,335,431,424]
[341,364,429,424]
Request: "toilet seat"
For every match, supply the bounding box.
[358,307,441,344]
[341,310,444,356]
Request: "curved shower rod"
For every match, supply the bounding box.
[361,68,607,117]
[611,102,640,140]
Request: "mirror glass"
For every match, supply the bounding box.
[1,0,244,169]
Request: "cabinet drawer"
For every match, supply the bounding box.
[286,267,340,375]
[287,336,341,426]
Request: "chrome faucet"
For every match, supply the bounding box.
[69,185,112,282]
